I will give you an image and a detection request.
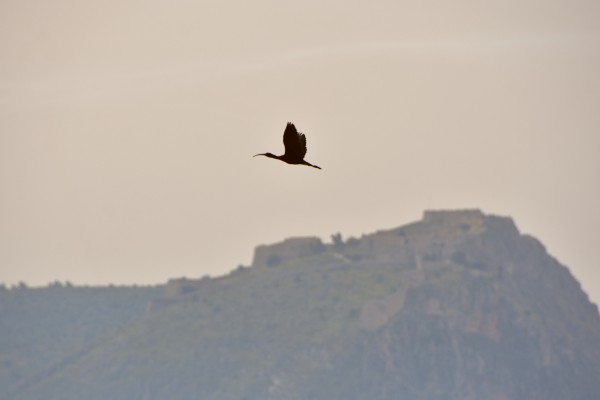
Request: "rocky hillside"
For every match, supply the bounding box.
[0,284,161,399]
[2,210,599,400]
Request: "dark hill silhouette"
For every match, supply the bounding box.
[2,210,599,400]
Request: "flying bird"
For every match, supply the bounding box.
[254,122,321,170]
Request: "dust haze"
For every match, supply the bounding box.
[1,1,599,303]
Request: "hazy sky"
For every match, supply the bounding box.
[1,1,599,303]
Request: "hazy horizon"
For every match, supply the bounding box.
[1,1,599,303]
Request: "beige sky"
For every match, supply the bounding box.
[1,1,599,303]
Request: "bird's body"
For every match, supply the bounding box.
[254,122,321,169]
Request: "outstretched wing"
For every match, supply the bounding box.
[283,122,307,161]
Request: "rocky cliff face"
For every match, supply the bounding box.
[4,210,599,400]
[236,209,600,400]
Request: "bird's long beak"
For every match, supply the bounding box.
[253,153,265,157]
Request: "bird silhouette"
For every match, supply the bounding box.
[254,122,321,169]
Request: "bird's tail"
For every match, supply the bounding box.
[304,161,321,170]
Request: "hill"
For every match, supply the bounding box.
[0,284,161,398]
[2,210,599,399]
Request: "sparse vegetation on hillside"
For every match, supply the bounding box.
[0,285,161,397]
[2,210,599,400]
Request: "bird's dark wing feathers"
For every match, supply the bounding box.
[283,122,307,160]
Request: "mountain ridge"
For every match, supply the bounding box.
[1,209,599,400]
